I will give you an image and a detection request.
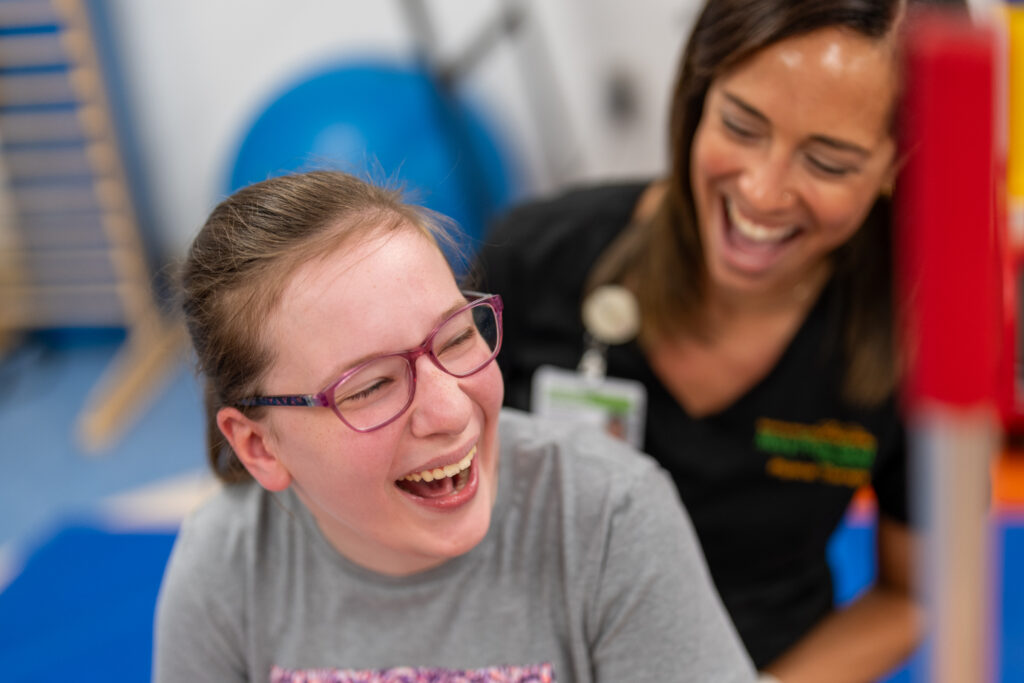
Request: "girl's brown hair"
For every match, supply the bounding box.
[181,170,459,483]
[587,0,967,407]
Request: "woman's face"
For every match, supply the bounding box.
[253,227,503,576]
[691,26,898,300]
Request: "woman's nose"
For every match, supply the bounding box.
[738,153,797,213]
[407,356,472,438]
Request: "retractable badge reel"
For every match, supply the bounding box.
[531,285,648,448]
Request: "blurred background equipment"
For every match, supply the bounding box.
[0,1,1021,682]
[1001,2,1024,435]
[896,9,1000,682]
[0,0,184,451]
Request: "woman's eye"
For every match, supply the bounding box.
[722,116,758,141]
[806,155,855,177]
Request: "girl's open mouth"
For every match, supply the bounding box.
[395,446,477,502]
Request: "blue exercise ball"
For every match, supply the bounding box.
[228,60,520,250]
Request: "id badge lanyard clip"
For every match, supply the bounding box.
[578,335,609,381]
[531,285,648,448]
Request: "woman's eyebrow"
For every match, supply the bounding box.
[807,134,871,157]
[722,91,871,157]
[722,91,768,122]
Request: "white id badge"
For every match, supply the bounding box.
[531,365,648,449]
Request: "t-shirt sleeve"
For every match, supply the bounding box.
[587,463,757,682]
[870,413,911,525]
[152,510,248,683]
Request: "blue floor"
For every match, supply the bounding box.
[0,338,206,549]
[0,338,1021,682]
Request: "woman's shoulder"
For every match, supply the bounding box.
[485,181,651,251]
[476,181,652,297]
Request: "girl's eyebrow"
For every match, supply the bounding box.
[721,90,871,157]
[321,296,470,384]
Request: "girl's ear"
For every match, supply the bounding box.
[216,407,292,492]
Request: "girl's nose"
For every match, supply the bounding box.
[407,356,473,438]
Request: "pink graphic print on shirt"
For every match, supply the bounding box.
[269,662,555,682]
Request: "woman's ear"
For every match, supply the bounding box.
[882,154,904,198]
[216,407,292,492]
[880,170,896,198]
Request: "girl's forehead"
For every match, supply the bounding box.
[262,229,460,383]
[290,228,446,296]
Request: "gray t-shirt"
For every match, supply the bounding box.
[154,409,755,682]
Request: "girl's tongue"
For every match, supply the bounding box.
[395,448,475,499]
[398,474,458,499]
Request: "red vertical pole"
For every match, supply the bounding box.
[896,10,1001,683]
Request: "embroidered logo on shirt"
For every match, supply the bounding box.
[755,418,877,488]
[269,662,555,682]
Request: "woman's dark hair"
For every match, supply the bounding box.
[180,170,460,483]
[588,0,968,406]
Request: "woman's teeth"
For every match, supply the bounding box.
[727,200,797,243]
[400,446,476,483]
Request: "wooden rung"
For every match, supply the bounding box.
[4,141,115,179]
[12,181,99,213]
[3,244,155,293]
[4,144,92,178]
[13,208,110,247]
[0,107,95,144]
[3,245,123,285]
[1,283,126,327]
[13,178,134,214]
[0,2,60,28]
[0,33,67,68]
[0,69,78,107]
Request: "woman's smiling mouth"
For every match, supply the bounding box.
[717,197,802,275]
[726,197,799,245]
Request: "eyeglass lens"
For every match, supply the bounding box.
[331,302,500,430]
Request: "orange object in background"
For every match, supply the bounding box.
[999,4,1024,434]
[993,4,1024,517]
[994,447,1024,508]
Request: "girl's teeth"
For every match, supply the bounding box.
[401,446,476,483]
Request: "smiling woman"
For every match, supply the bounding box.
[473,1,970,682]
[691,26,898,301]
[153,170,756,683]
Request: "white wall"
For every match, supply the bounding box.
[105,0,700,257]
[106,0,991,259]
[109,0,411,256]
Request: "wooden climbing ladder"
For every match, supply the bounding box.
[0,0,185,451]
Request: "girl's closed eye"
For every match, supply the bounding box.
[437,327,476,356]
[339,376,394,406]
